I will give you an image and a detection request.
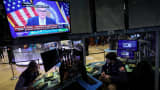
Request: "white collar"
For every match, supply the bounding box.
[39,17,46,25]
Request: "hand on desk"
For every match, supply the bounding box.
[101,72,105,77]
[100,72,111,83]
[101,72,111,79]
[104,74,111,80]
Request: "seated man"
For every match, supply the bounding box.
[99,52,127,90]
[15,61,40,90]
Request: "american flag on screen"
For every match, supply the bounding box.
[3,0,38,27]
[58,2,70,24]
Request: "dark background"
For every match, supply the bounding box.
[95,0,124,32]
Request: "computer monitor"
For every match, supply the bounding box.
[41,49,59,72]
[117,49,134,59]
[73,40,82,46]
[118,40,137,51]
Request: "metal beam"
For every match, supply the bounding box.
[155,31,159,90]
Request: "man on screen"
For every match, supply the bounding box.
[27,2,56,26]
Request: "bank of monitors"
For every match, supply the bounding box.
[3,0,70,38]
[118,40,137,59]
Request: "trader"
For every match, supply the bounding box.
[99,52,127,90]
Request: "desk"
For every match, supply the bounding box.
[77,74,102,90]
[33,72,102,90]
[86,61,105,76]
[32,72,60,90]
[86,61,135,74]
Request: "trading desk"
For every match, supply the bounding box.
[78,74,102,90]
[32,72,102,90]
[86,61,135,75]
[32,71,60,90]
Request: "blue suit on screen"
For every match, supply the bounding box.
[26,16,56,26]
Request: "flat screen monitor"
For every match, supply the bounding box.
[130,34,140,39]
[118,40,137,51]
[41,49,59,72]
[43,41,57,50]
[60,40,72,46]
[3,0,70,38]
[117,49,134,59]
[73,40,82,46]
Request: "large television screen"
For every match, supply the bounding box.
[118,40,137,51]
[3,0,70,38]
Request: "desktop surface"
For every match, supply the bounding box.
[33,73,102,90]
[62,82,85,90]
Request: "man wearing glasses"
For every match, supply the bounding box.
[27,2,56,26]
